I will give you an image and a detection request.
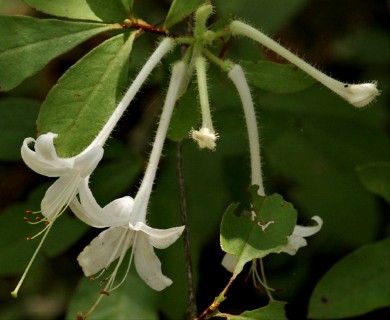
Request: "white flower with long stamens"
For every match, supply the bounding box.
[230,20,379,108]
[21,132,104,221]
[12,37,174,299]
[222,216,323,273]
[71,62,186,303]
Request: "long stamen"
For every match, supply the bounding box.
[43,173,80,221]
[109,232,137,292]
[82,231,133,320]
[11,220,55,298]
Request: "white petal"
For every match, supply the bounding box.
[134,233,172,291]
[73,146,104,177]
[69,197,106,228]
[77,227,132,277]
[281,216,323,255]
[221,253,237,273]
[102,197,133,226]
[41,173,80,220]
[131,222,185,249]
[76,179,132,227]
[21,136,70,177]
[281,234,308,255]
[293,216,323,238]
[191,127,218,150]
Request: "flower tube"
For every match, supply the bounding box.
[230,20,379,107]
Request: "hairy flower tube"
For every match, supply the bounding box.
[191,55,218,150]
[228,64,265,196]
[12,37,174,299]
[221,216,323,273]
[70,62,186,302]
[230,20,379,107]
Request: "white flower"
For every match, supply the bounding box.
[191,127,218,150]
[21,132,103,221]
[71,179,184,291]
[71,61,187,293]
[221,216,323,273]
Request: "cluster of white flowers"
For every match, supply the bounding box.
[12,4,379,313]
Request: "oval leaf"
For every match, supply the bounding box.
[0,98,39,160]
[308,238,390,319]
[37,32,136,157]
[0,16,112,91]
[220,187,297,275]
[164,0,204,29]
[356,162,390,203]
[240,60,315,94]
[24,0,132,22]
[229,301,287,320]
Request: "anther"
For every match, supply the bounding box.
[26,237,32,241]
[99,279,107,286]
[23,217,30,222]
[100,290,110,296]
[36,217,42,221]
[25,210,33,214]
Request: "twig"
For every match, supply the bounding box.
[176,141,198,319]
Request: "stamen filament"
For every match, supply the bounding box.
[43,173,80,221]
[11,221,55,298]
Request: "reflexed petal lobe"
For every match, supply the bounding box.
[76,179,133,227]
[132,222,185,249]
[134,233,173,291]
[293,216,323,237]
[21,136,70,177]
[78,227,131,277]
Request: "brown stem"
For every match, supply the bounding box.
[176,141,198,319]
[196,274,236,320]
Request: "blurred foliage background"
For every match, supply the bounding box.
[0,0,389,319]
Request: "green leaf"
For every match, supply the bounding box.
[24,0,132,22]
[229,301,287,320]
[164,0,204,29]
[356,162,390,203]
[168,84,200,141]
[37,32,136,157]
[220,187,297,275]
[0,16,112,91]
[67,266,159,319]
[308,238,390,319]
[0,98,40,160]
[240,60,315,94]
